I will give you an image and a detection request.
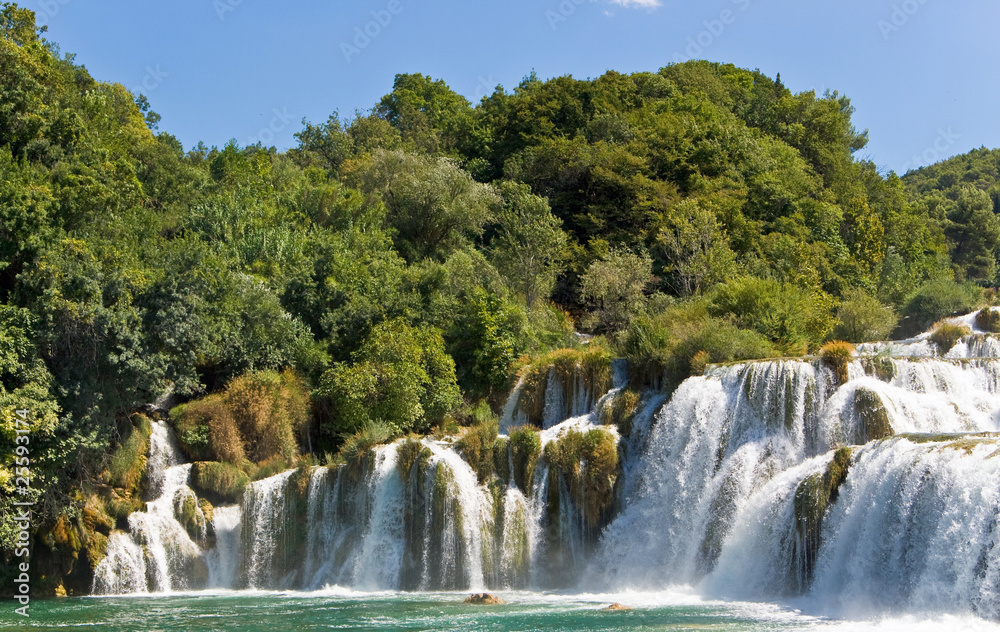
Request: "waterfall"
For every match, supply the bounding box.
[205,506,242,588]
[94,421,208,594]
[591,350,1000,617]
[94,319,1000,621]
[810,436,1000,619]
[242,470,296,589]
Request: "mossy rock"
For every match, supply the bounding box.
[860,356,896,382]
[604,388,641,437]
[544,428,619,528]
[177,491,206,541]
[929,323,971,353]
[976,308,1000,333]
[509,427,541,492]
[397,437,432,481]
[105,415,152,493]
[853,387,893,443]
[792,447,853,590]
[84,531,109,572]
[456,419,499,484]
[191,461,250,504]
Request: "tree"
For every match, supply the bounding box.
[832,288,898,343]
[490,181,566,309]
[656,199,737,296]
[580,249,652,333]
[318,319,461,437]
[944,187,1000,282]
[375,73,472,154]
[348,149,497,262]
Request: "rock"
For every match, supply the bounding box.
[601,602,632,611]
[464,593,505,605]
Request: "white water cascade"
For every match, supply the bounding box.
[94,318,1000,622]
[93,420,241,594]
[591,351,1000,619]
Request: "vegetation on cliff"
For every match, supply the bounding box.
[2,1,1000,592]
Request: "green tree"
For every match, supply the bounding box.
[349,149,497,262]
[580,249,652,333]
[656,199,737,296]
[490,181,566,309]
[944,187,1000,281]
[318,319,461,437]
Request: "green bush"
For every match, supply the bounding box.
[929,322,971,353]
[708,277,835,353]
[975,308,1000,333]
[190,461,250,504]
[902,279,981,332]
[620,303,779,390]
[832,288,898,343]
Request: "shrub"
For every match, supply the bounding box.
[190,461,250,504]
[456,418,499,483]
[618,304,779,391]
[819,341,855,384]
[832,288,898,343]
[902,279,981,332]
[226,370,309,464]
[929,322,971,353]
[708,276,836,352]
[689,350,711,376]
[171,369,310,467]
[544,428,618,527]
[975,308,1000,333]
[106,415,151,491]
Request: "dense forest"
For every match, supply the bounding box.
[2,2,1000,593]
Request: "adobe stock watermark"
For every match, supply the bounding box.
[546,0,590,31]
[11,408,33,618]
[132,65,169,96]
[35,0,71,22]
[672,0,752,63]
[472,75,498,102]
[878,0,931,41]
[244,107,294,147]
[899,127,959,173]
[213,0,245,21]
[341,0,405,64]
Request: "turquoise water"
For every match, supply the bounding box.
[5,591,1000,632]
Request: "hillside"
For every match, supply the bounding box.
[1,1,999,593]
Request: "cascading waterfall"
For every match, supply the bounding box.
[94,421,211,594]
[96,318,1000,621]
[591,351,1000,617]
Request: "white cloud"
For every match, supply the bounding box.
[607,0,662,9]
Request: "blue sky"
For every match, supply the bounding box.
[33,0,1000,174]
